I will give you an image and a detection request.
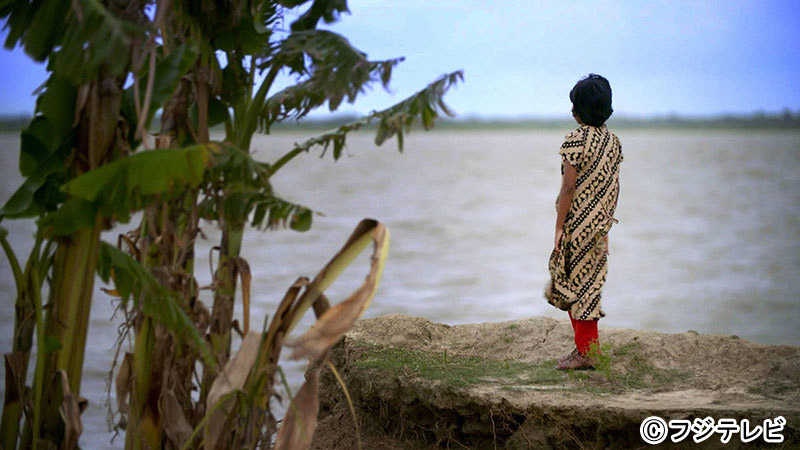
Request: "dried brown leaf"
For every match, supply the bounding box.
[204,331,262,449]
[287,221,389,362]
[273,364,321,450]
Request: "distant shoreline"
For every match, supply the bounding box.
[2,112,799,132]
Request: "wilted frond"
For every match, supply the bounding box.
[285,219,389,361]
[202,219,387,448]
[273,70,463,165]
[96,243,214,368]
[261,29,404,127]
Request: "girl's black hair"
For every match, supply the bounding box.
[569,74,613,127]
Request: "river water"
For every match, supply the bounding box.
[1,129,798,447]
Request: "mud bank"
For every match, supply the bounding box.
[311,315,799,449]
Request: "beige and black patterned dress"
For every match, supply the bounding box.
[545,124,623,320]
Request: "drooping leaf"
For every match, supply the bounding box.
[248,277,309,392]
[270,70,463,170]
[237,219,388,449]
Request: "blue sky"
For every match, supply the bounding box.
[1,0,799,118]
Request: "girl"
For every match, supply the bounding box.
[545,74,623,370]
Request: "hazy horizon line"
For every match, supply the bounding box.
[1,109,799,132]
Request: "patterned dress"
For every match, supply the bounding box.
[545,124,623,320]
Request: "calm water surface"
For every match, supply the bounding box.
[1,129,798,447]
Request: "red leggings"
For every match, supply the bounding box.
[568,311,598,355]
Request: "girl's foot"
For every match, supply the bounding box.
[558,348,579,364]
[556,352,595,370]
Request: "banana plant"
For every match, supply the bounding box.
[0,2,146,447]
[197,219,389,449]
[0,1,214,448]
[196,0,462,400]
[1,1,462,449]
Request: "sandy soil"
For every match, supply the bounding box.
[311,315,800,449]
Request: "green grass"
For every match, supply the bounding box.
[353,345,564,389]
[351,341,691,394]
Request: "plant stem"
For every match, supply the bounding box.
[25,216,102,446]
[202,225,244,398]
[0,232,30,449]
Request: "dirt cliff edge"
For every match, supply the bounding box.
[311,315,799,449]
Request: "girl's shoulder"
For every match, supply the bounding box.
[561,126,589,149]
[594,124,622,147]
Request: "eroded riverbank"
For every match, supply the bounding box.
[312,315,800,449]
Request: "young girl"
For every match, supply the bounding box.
[545,74,623,370]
